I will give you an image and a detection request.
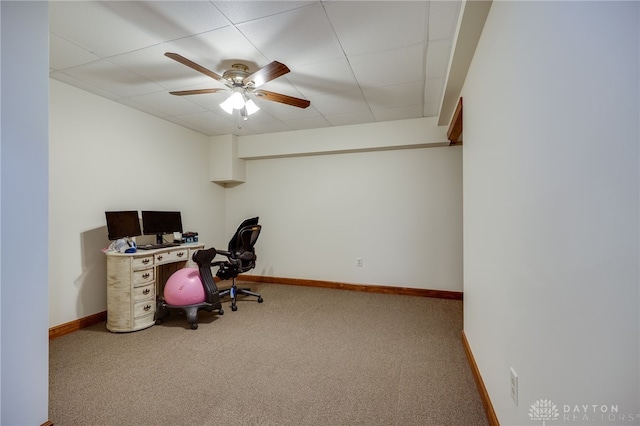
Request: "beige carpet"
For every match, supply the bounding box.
[49,283,488,426]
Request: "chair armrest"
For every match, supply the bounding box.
[192,247,217,265]
[239,252,255,261]
[215,249,232,257]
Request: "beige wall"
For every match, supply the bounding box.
[49,79,225,327]
[462,1,639,424]
[50,79,464,328]
[225,146,462,290]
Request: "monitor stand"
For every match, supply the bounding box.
[155,234,163,244]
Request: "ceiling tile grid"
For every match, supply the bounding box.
[49,1,462,136]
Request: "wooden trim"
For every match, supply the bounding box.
[41,421,54,426]
[49,278,462,339]
[447,97,463,145]
[461,331,500,426]
[238,275,463,300]
[49,311,107,340]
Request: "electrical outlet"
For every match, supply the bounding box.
[510,367,518,406]
[356,257,363,267]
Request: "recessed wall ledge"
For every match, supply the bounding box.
[235,117,450,160]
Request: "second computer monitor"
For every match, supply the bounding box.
[141,211,183,244]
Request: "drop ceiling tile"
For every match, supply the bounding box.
[283,115,332,131]
[166,26,269,71]
[176,110,238,130]
[425,77,445,104]
[428,1,462,40]
[245,120,293,135]
[307,90,369,115]
[257,100,320,121]
[117,98,170,120]
[349,44,425,88]
[425,39,453,79]
[49,1,159,58]
[48,0,464,137]
[212,1,314,24]
[60,60,165,97]
[177,91,230,111]
[128,92,208,116]
[324,110,376,127]
[285,58,359,97]
[371,104,424,122]
[106,45,215,91]
[423,102,440,117]
[50,33,100,71]
[213,124,258,136]
[50,72,123,101]
[103,1,230,42]
[215,108,280,127]
[252,75,298,94]
[324,1,428,56]
[163,116,212,135]
[237,3,343,67]
[362,80,424,109]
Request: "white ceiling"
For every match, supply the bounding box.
[49,1,462,137]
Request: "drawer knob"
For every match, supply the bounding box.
[142,259,150,264]
[143,288,150,295]
[177,252,184,257]
[144,304,151,311]
[157,255,163,261]
[142,273,150,279]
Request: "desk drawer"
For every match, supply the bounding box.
[155,249,189,265]
[132,256,154,269]
[133,313,155,331]
[133,283,154,301]
[133,269,154,285]
[134,299,154,318]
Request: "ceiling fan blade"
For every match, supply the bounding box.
[165,52,226,83]
[243,61,290,88]
[169,88,227,96]
[254,90,310,109]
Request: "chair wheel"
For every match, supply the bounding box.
[258,297,264,303]
[219,308,224,315]
[231,304,238,311]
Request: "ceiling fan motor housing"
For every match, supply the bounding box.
[223,64,251,86]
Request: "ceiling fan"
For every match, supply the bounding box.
[165,52,310,121]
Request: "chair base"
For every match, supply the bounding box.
[154,300,224,330]
[219,278,263,311]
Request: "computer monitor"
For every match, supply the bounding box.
[105,211,142,241]
[141,211,183,244]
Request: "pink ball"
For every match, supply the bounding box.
[164,268,205,306]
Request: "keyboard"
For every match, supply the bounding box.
[137,243,180,250]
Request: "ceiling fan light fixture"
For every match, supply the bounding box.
[219,95,235,114]
[245,98,260,116]
[230,91,245,109]
[220,90,260,117]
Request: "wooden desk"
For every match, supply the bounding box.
[105,243,204,332]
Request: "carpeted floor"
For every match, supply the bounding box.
[49,283,489,425]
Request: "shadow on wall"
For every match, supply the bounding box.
[75,226,110,316]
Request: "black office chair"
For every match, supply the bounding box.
[154,247,224,329]
[154,218,262,328]
[214,217,263,311]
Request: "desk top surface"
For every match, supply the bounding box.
[104,242,204,257]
